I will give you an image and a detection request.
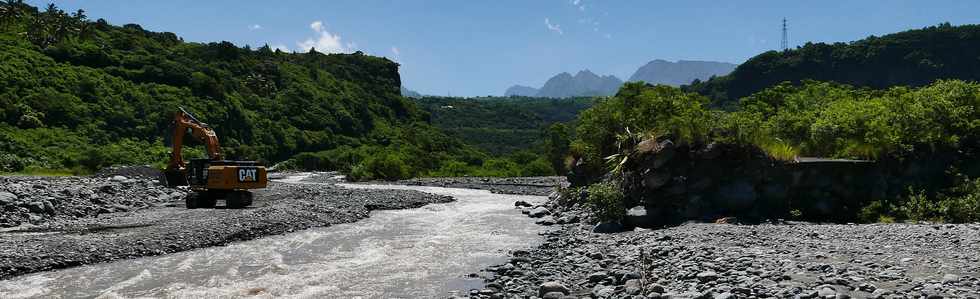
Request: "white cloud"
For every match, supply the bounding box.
[249,24,262,30]
[297,20,355,53]
[545,18,563,35]
[570,0,585,11]
[604,33,612,39]
[271,43,290,52]
[390,46,401,61]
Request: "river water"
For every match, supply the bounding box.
[0,178,548,298]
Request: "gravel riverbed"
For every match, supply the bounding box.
[470,199,980,298]
[0,174,451,280]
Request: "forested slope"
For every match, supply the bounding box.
[0,2,478,179]
[687,23,980,105]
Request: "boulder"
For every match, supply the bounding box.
[99,185,116,194]
[25,201,46,214]
[542,292,566,299]
[647,284,666,293]
[714,292,734,299]
[816,285,837,297]
[942,273,959,284]
[557,213,580,224]
[539,281,570,297]
[592,221,624,234]
[0,191,17,204]
[592,285,616,298]
[110,175,128,182]
[41,200,55,214]
[696,271,719,282]
[529,207,551,218]
[651,140,676,168]
[548,191,560,201]
[535,216,556,226]
[642,171,672,189]
[635,138,662,155]
[514,200,533,207]
[588,271,608,283]
[624,279,643,295]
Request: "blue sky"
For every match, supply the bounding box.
[28,0,980,97]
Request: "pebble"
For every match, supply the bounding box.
[539,281,570,297]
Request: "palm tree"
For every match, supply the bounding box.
[0,0,26,27]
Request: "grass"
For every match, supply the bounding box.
[0,167,89,177]
[758,139,800,162]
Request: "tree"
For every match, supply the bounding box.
[545,123,571,175]
[0,0,26,27]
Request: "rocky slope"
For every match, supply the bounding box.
[466,194,980,299]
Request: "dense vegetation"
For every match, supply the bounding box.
[571,81,980,222]
[687,23,980,105]
[391,96,592,177]
[414,96,592,155]
[0,2,488,180]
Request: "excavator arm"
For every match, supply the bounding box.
[165,107,223,186]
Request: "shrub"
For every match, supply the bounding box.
[520,158,554,177]
[348,153,410,181]
[858,200,893,223]
[899,187,937,222]
[431,160,471,177]
[586,181,626,222]
[557,185,583,206]
[937,178,980,223]
[0,153,29,172]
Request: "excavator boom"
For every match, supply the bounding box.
[167,107,223,171]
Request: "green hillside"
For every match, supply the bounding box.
[687,23,980,105]
[414,96,593,155]
[0,2,480,179]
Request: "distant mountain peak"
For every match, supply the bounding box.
[505,85,539,97]
[534,70,623,98]
[628,59,736,86]
[400,86,422,98]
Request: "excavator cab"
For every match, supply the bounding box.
[164,107,268,209]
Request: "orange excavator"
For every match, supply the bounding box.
[164,107,267,209]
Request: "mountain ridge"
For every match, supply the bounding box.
[628,59,736,86]
[505,70,622,98]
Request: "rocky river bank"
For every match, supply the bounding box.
[468,194,980,299]
[392,176,565,196]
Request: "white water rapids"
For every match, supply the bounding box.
[0,176,549,298]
